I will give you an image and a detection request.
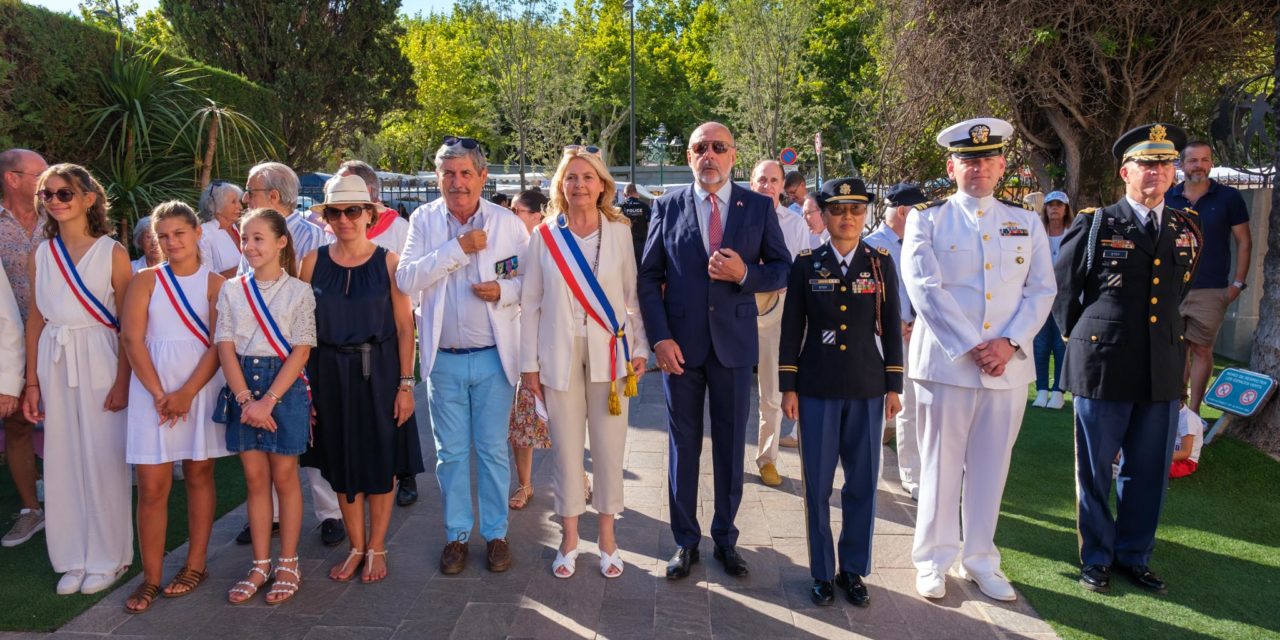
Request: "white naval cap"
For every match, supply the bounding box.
[935,117,1014,159]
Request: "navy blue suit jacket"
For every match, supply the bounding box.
[637,183,792,369]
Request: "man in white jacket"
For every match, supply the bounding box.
[0,260,22,426]
[395,137,529,575]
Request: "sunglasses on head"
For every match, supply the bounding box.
[37,188,78,203]
[442,136,480,150]
[322,205,369,221]
[690,140,734,155]
[563,144,602,157]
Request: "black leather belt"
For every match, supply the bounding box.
[333,343,374,379]
[439,345,496,355]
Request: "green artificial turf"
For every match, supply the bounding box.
[1000,358,1280,640]
[0,456,247,632]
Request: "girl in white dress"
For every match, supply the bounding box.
[21,164,133,596]
[119,201,230,613]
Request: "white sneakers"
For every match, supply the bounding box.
[56,570,85,595]
[1047,391,1065,410]
[916,570,946,599]
[57,567,127,595]
[955,565,1017,602]
[1032,390,1049,407]
[901,481,920,501]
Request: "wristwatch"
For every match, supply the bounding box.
[1231,280,1247,291]
[1006,338,1021,351]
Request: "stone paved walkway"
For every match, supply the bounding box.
[15,377,1057,639]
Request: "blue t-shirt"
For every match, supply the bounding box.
[1165,179,1249,289]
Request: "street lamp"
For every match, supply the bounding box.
[92,0,124,30]
[624,0,636,187]
[642,124,682,186]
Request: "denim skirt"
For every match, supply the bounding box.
[225,354,310,455]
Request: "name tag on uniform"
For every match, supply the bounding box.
[495,255,518,278]
[851,278,878,294]
[1102,250,1128,259]
[999,222,1029,237]
[809,278,837,292]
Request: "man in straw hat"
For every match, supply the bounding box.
[1053,123,1201,596]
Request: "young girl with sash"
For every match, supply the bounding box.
[119,201,230,613]
[21,164,134,596]
[519,149,649,579]
[214,208,316,605]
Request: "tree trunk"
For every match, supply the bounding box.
[199,112,220,189]
[1236,14,1280,457]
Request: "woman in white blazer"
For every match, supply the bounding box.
[520,148,649,579]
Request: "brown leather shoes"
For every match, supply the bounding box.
[486,538,512,573]
[440,541,468,575]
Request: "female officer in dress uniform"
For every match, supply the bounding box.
[779,178,904,607]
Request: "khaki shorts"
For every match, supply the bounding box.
[1180,287,1230,346]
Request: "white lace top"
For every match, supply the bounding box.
[214,274,317,356]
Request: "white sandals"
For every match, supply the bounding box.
[266,556,301,605]
[228,559,271,604]
[599,548,624,578]
[552,548,580,579]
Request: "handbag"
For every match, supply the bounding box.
[211,385,234,424]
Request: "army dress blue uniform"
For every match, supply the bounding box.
[1053,123,1202,594]
[778,239,903,590]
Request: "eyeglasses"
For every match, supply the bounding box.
[322,205,369,221]
[690,141,735,155]
[442,136,480,150]
[240,188,272,203]
[37,188,78,203]
[6,170,39,178]
[563,145,602,158]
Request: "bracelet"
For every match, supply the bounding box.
[265,390,281,404]
[24,383,38,388]
[235,390,252,403]
[399,375,416,386]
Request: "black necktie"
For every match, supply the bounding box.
[840,260,849,276]
[1144,215,1159,242]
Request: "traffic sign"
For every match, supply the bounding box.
[779,148,798,165]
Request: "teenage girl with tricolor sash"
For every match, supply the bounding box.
[119,201,231,614]
[22,164,134,596]
[214,208,316,605]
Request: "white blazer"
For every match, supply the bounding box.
[902,193,1056,390]
[395,198,529,385]
[520,215,650,392]
[0,259,24,396]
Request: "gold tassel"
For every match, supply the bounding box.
[608,380,621,416]
[624,361,638,398]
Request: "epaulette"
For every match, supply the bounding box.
[1181,206,1198,216]
[798,248,811,257]
[913,198,947,211]
[1077,207,1098,216]
[876,246,889,255]
[998,197,1034,211]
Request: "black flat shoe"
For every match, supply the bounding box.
[1079,564,1110,593]
[666,547,699,579]
[713,545,749,577]
[235,521,279,545]
[320,518,347,547]
[810,580,834,606]
[397,476,419,507]
[1117,564,1166,594]
[835,571,870,607]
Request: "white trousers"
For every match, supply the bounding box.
[896,333,920,485]
[755,292,790,467]
[544,337,628,517]
[272,468,342,521]
[911,380,1024,575]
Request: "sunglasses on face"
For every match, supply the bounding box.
[322,205,369,221]
[690,141,734,155]
[37,188,78,203]
[442,136,480,150]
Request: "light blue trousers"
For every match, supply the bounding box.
[427,349,515,543]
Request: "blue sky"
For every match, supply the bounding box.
[28,0,460,19]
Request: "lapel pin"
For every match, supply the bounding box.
[736,200,743,207]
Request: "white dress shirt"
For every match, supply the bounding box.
[863,222,914,322]
[774,205,811,259]
[1125,196,1165,228]
[199,220,241,274]
[692,181,734,255]
[438,208,497,349]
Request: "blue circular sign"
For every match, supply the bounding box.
[779,148,798,164]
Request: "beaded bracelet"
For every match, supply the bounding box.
[265,390,282,404]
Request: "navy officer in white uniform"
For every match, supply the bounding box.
[902,117,1056,602]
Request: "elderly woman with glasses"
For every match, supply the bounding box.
[520,147,649,579]
[197,180,245,278]
[130,216,163,273]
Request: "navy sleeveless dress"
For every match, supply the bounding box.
[303,246,424,498]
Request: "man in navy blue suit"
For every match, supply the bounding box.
[638,122,792,579]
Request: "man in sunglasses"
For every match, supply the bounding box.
[637,122,792,580]
[0,148,49,549]
[395,136,529,575]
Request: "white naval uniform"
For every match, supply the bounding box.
[902,192,1055,575]
[863,222,919,489]
[755,204,811,468]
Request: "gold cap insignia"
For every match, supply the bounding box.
[1149,124,1167,142]
[839,183,852,195]
[969,124,991,144]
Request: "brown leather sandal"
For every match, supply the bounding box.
[124,582,161,614]
[508,484,533,510]
[162,566,207,598]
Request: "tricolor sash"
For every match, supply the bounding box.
[50,236,119,331]
[539,217,636,415]
[239,274,312,402]
[156,263,210,347]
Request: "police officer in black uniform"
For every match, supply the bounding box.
[1053,123,1202,596]
[779,178,904,607]
[620,182,652,265]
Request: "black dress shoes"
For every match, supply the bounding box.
[235,521,279,545]
[835,571,870,607]
[1079,564,1110,593]
[320,518,347,547]
[714,545,749,577]
[397,476,419,507]
[810,580,835,606]
[1117,564,1167,594]
[666,546,700,579]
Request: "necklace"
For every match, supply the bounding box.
[255,274,283,291]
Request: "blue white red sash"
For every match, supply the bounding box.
[239,274,311,401]
[155,263,211,347]
[539,217,636,414]
[50,236,119,331]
